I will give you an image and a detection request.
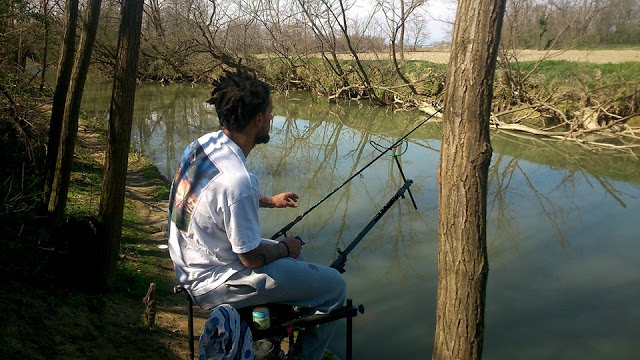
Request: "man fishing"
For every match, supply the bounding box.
[167,65,346,360]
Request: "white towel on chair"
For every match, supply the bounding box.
[199,304,254,360]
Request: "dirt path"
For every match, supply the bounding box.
[78,123,206,359]
[126,158,215,359]
[126,170,212,359]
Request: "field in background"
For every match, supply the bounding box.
[333,49,640,64]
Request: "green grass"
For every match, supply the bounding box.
[402,59,448,74]
[500,60,640,89]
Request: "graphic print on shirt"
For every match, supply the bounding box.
[169,140,220,231]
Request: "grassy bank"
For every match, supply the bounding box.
[0,109,194,359]
[259,55,638,121]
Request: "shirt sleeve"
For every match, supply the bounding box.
[224,193,261,254]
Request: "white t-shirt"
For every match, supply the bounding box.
[168,130,262,296]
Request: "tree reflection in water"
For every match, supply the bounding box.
[102,83,639,275]
[81,81,640,359]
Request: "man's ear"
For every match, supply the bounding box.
[253,112,264,126]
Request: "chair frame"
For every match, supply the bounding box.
[174,285,364,360]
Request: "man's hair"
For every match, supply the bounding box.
[206,66,271,132]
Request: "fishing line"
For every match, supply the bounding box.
[270,107,442,240]
[369,138,409,157]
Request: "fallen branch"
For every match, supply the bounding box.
[491,121,640,153]
[1,84,16,106]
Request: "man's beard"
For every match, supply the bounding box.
[255,133,270,144]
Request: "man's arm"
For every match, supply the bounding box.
[259,192,299,208]
[237,236,303,268]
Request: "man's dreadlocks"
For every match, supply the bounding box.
[207,66,270,132]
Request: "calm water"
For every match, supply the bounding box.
[82,81,640,359]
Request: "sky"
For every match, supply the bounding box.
[351,0,457,44]
[423,0,457,42]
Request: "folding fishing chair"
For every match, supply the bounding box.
[174,285,364,360]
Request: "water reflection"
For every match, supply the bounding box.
[80,81,640,359]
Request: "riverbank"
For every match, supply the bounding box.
[0,114,206,359]
[0,95,342,358]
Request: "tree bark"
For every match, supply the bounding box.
[47,0,102,227]
[39,0,51,93]
[432,0,506,359]
[98,0,144,287]
[399,0,405,62]
[43,0,78,205]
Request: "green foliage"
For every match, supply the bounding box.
[513,61,640,87]
[373,87,387,99]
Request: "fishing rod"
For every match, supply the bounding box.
[330,179,413,273]
[270,108,442,240]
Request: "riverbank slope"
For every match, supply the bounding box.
[0,115,204,359]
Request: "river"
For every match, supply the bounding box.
[81,80,640,360]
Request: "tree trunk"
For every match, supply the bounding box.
[399,0,405,62]
[98,0,144,287]
[47,0,102,227]
[432,0,506,359]
[43,0,79,205]
[39,0,51,93]
[391,38,418,95]
[15,16,24,75]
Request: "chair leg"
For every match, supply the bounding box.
[346,299,352,360]
[174,285,195,360]
[187,294,194,360]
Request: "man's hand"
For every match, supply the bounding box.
[238,236,305,268]
[260,192,299,208]
[280,235,304,259]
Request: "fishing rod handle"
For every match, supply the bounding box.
[270,215,303,240]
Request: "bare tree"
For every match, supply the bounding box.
[43,0,78,206]
[249,0,312,91]
[499,0,640,48]
[433,0,506,359]
[38,0,53,93]
[547,0,610,45]
[377,0,427,60]
[593,0,640,44]
[297,0,350,83]
[378,0,428,94]
[98,0,144,287]
[187,0,243,69]
[406,8,431,50]
[47,0,102,227]
[297,0,384,103]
